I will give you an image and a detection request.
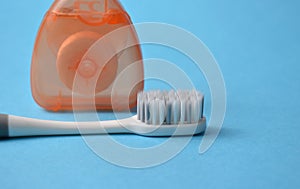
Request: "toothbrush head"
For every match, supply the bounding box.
[125,90,206,136]
[137,90,204,125]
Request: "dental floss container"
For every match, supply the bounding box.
[31,0,144,111]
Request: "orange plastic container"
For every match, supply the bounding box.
[31,0,144,111]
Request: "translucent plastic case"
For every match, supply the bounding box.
[31,0,144,111]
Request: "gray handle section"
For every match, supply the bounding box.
[0,114,9,138]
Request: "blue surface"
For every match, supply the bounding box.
[0,0,300,188]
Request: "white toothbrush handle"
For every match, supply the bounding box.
[0,114,207,138]
[0,114,130,138]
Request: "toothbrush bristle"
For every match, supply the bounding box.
[137,90,204,125]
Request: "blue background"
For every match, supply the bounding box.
[0,0,300,188]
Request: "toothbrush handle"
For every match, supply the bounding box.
[0,114,9,138]
[0,114,130,138]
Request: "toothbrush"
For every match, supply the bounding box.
[0,91,206,138]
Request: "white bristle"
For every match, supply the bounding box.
[172,100,181,124]
[180,99,186,123]
[186,100,192,123]
[190,99,199,123]
[137,92,142,120]
[137,90,204,125]
[158,100,166,125]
